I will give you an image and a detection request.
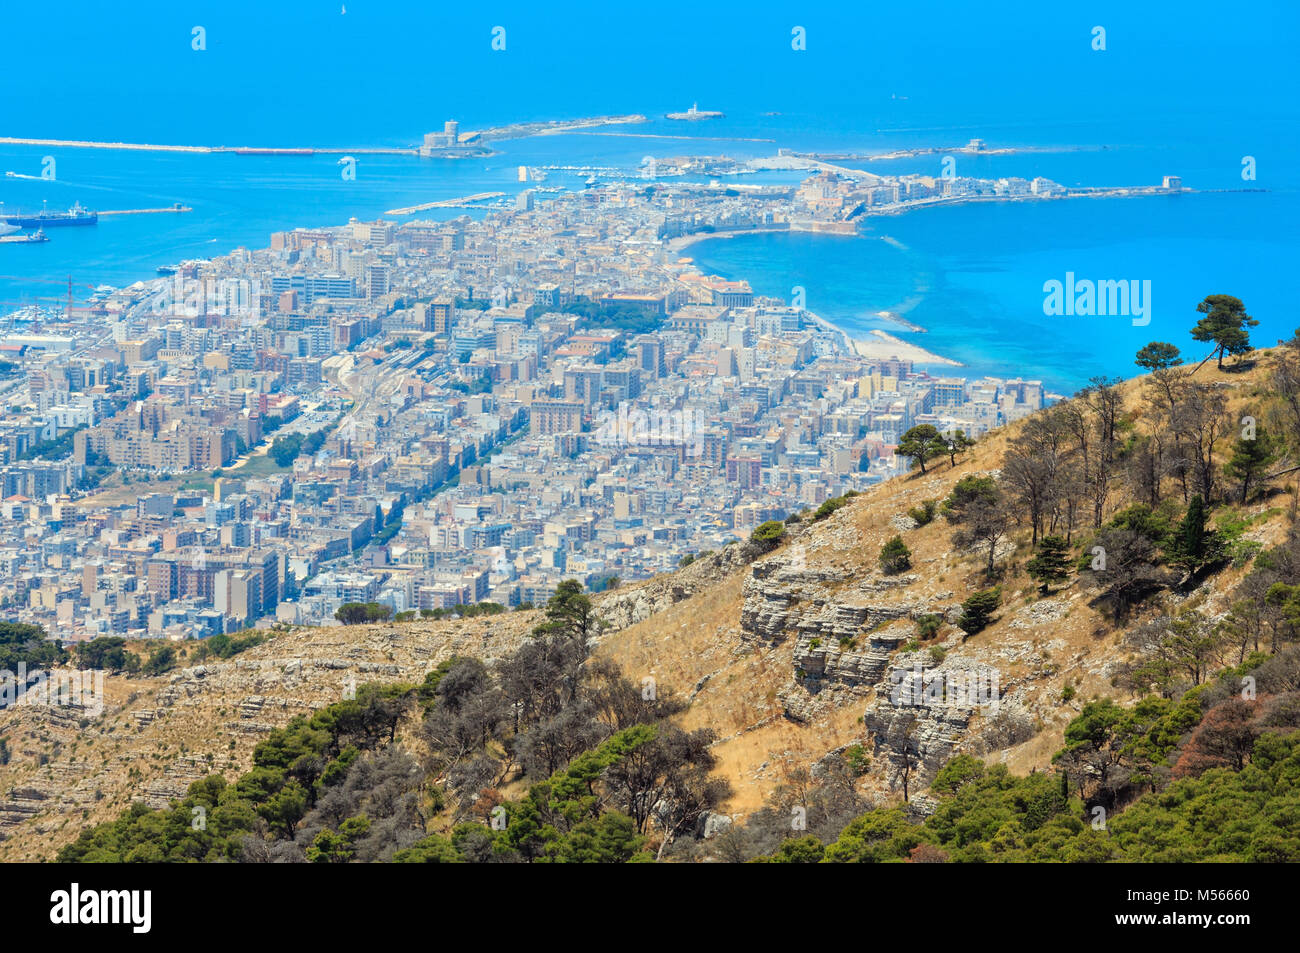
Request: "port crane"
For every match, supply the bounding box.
[0,274,99,332]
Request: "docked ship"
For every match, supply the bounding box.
[0,228,49,244]
[3,201,98,227]
[666,103,724,121]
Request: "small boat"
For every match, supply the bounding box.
[0,228,49,244]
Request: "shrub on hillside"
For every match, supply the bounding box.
[813,492,858,521]
[879,536,912,574]
[750,520,787,550]
[916,614,943,640]
[907,499,939,527]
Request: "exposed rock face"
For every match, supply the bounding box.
[696,811,734,839]
[793,622,912,694]
[141,755,215,809]
[739,557,850,647]
[1009,598,1070,630]
[598,540,767,633]
[737,548,959,711]
[730,532,1035,793]
[862,656,1000,787]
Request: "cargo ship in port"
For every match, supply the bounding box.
[3,201,97,227]
[666,103,724,121]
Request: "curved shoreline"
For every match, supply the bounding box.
[671,230,963,368]
[806,313,961,367]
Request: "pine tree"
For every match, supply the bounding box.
[1166,496,1221,574]
[533,579,599,651]
[1135,341,1183,373]
[898,424,946,474]
[944,429,976,467]
[957,586,1002,637]
[1026,535,1072,593]
[1191,295,1258,369]
[1223,426,1281,503]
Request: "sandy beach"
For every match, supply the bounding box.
[804,312,961,367]
[849,328,962,366]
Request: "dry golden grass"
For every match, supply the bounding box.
[600,349,1296,812]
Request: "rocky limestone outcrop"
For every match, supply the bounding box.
[793,621,912,694]
[739,557,850,646]
[738,547,963,718]
[862,655,1009,791]
[597,538,771,633]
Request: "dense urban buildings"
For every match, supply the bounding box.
[0,164,1049,641]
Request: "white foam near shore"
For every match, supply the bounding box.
[851,329,962,366]
[806,312,961,366]
[666,232,964,368]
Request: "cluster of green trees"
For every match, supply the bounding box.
[57,683,413,862]
[393,603,505,622]
[446,374,493,395]
[269,427,328,468]
[405,585,726,858]
[561,300,665,336]
[73,636,138,672]
[60,582,727,863]
[18,424,87,462]
[731,296,1300,861]
[372,499,406,546]
[903,297,1292,630]
[191,631,268,662]
[335,602,394,625]
[0,622,66,671]
[23,634,185,681]
[897,425,975,474]
[871,296,1300,759]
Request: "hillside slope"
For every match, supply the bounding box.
[604,350,1292,820]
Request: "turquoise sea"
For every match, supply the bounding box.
[1,1,1296,394]
[689,189,1296,394]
